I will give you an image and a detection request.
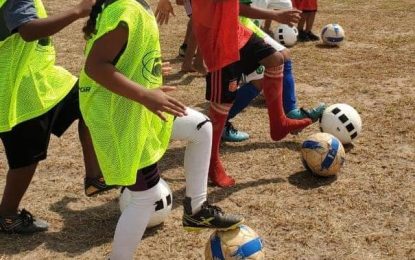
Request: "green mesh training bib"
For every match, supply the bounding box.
[239,16,266,39]
[0,0,76,132]
[79,0,173,186]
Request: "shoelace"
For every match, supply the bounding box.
[19,209,34,226]
[203,203,224,216]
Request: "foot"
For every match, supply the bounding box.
[0,209,48,234]
[179,43,187,57]
[209,161,235,188]
[270,117,312,141]
[307,31,320,41]
[297,30,310,42]
[84,176,118,197]
[222,122,249,142]
[287,103,326,122]
[183,201,244,231]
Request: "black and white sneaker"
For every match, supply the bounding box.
[0,209,48,234]
[84,176,118,197]
[183,200,244,232]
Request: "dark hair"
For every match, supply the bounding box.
[83,0,107,39]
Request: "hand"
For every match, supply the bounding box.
[162,62,172,76]
[271,9,302,27]
[176,0,184,5]
[155,0,175,25]
[75,0,96,18]
[140,87,187,121]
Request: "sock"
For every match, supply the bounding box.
[208,104,235,187]
[172,108,209,214]
[227,83,261,121]
[262,66,312,141]
[282,60,297,113]
[110,181,162,260]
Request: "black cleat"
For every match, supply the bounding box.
[84,176,118,197]
[307,31,320,41]
[0,209,48,234]
[183,200,244,232]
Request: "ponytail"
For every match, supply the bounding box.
[83,0,107,39]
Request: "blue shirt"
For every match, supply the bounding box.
[1,0,37,40]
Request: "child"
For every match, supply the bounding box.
[222,1,325,142]
[192,0,312,187]
[292,0,319,41]
[0,0,111,234]
[80,0,243,258]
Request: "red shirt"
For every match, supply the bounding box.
[192,0,252,72]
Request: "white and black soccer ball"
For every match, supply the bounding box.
[205,225,264,259]
[301,132,346,177]
[321,23,345,46]
[319,103,362,144]
[274,24,298,47]
[119,178,172,228]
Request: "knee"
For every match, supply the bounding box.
[263,52,284,68]
[280,49,291,60]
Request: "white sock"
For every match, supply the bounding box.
[172,108,211,214]
[110,182,162,260]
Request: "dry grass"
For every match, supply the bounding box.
[1,0,414,259]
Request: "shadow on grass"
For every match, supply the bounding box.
[288,170,337,190]
[164,70,204,86]
[169,177,286,211]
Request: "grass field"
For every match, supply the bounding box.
[0,0,414,259]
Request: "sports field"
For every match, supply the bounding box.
[0,0,414,259]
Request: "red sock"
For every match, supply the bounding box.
[262,66,312,141]
[208,104,235,187]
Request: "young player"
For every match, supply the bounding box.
[292,0,319,41]
[80,0,243,258]
[222,0,325,142]
[192,0,313,187]
[0,0,113,234]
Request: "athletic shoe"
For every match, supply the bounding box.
[307,31,320,41]
[84,176,118,197]
[183,201,244,231]
[179,43,187,57]
[0,209,48,234]
[297,30,310,42]
[287,103,326,122]
[221,122,249,142]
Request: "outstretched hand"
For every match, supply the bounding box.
[141,87,187,121]
[271,9,302,27]
[155,0,175,25]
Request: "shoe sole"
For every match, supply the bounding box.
[183,219,244,232]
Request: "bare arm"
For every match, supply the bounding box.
[85,24,186,120]
[239,3,301,27]
[18,0,95,42]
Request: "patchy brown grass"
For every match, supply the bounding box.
[1,0,414,259]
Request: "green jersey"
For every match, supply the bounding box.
[79,0,173,186]
[0,0,76,132]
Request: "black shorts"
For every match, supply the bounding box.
[206,34,276,103]
[0,85,81,169]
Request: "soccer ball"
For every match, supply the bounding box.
[205,225,264,260]
[321,23,345,46]
[301,133,346,177]
[319,103,362,144]
[119,178,172,228]
[274,24,298,47]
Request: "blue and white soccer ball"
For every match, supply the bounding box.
[205,225,264,259]
[301,133,346,177]
[321,23,345,46]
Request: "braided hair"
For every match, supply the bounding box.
[83,0,107,39]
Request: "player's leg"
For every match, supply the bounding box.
[171,108,243,230]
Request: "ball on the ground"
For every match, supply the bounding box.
[319,103,362,144]
[274,24,298,47]
[205,225,264,260]
[321,23,345,46]
[119,178,172,228]
[301,132,346,177]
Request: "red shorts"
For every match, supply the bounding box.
[292,0,317,11]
